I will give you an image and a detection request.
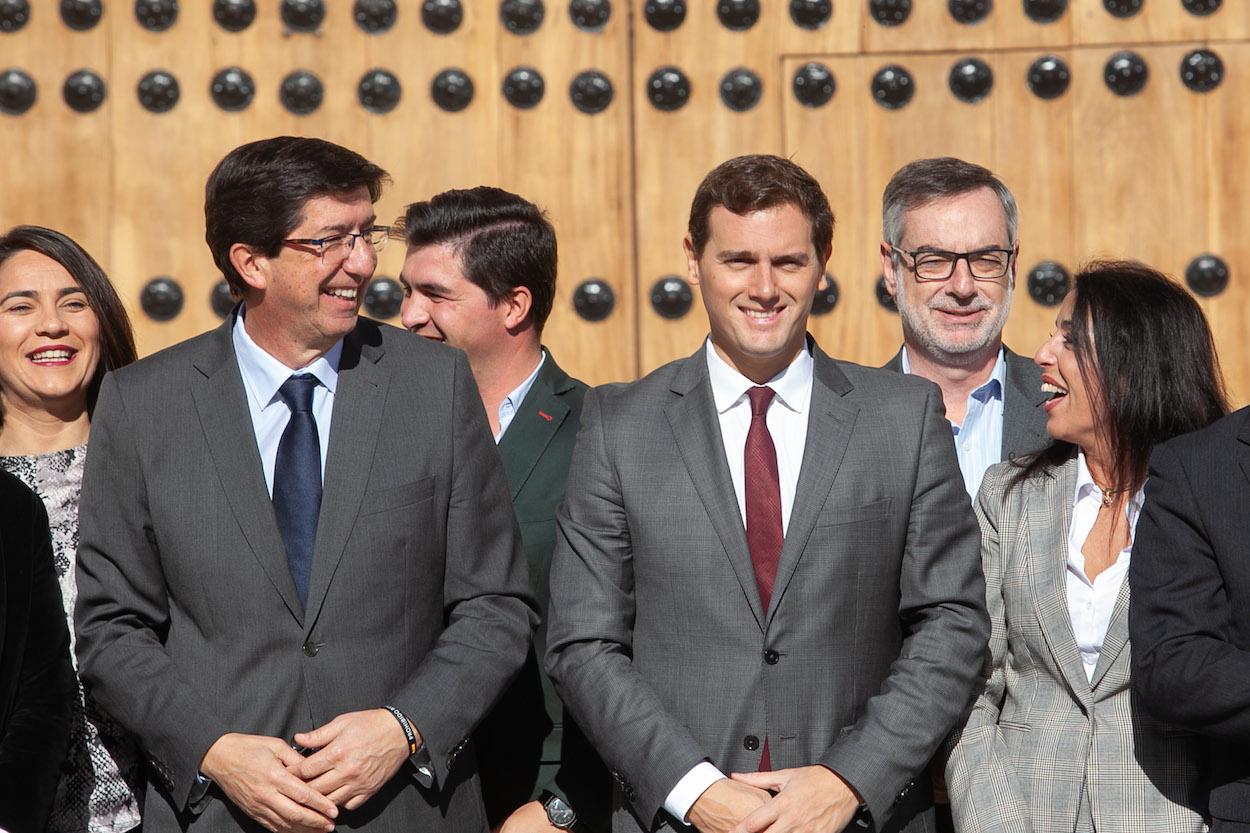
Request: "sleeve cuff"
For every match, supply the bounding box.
[662,762,725,826]
[189,774,213,814]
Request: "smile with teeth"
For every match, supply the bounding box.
[743,308,781,321]
[1041,381,1068,399]
[29,349,75,363]
[325,287,357,300]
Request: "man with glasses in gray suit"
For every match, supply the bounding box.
[75,137,537,833]
[880,158,1048,501]
[546,155,989,833]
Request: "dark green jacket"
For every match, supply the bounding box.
[475,352,609,832]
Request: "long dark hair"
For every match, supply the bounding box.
[1016,260,1227,494]
[0,225,138,422]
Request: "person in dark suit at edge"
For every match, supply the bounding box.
[880,157,1048,501]
[397,186,609,833]
[0,470,76,833]
[74,136,538,833]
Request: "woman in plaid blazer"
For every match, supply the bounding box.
[945,262,1225,833]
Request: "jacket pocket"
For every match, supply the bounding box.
[360,476,435,516]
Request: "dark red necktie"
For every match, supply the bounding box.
[744,386,782,772]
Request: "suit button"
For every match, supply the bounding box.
[303,640,319,657]
[743,735,759,751]
[764,649,780,665]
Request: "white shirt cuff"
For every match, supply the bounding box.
[663,762,726,825]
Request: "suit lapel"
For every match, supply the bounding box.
[1027,457,1093,706]
[1090,576,1131,691]
[665,350,765,629]
[302,328,388,631]
[498,356,573,500]
[767,348,858,629]
[190,318,303,624]
[1002,348,1049,462]
[1237,415,1250,490]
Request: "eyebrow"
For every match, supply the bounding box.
[314,215,378,236]
[0,286,86,304]
[716,249,811,263]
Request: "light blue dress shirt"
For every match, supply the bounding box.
[231,311,342,495]
[495,350,546,443]
[902,346,1005,500]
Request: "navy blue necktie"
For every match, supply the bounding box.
[273,373,321,608]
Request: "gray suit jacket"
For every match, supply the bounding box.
[74,315,538,832]
[946,458,1206,833]
[883,347,1049,463]
[546,342,989,832]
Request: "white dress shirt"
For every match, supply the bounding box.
[232,311,341,495]
[1066,452,1143,682]
[663,340,815,824]
[901,346,1005,500]
[495,350,546,443]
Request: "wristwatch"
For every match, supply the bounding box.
[540,790,577,831]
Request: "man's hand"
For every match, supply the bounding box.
[728,766,860,833]
[687,778,771,833]
[290,709,411,811]
[200,733,337,833]
[493,799,566,833]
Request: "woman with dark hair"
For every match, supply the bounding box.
[946,261,1225,833]
[0,225,141,833]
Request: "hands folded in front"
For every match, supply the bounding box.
[688,766,863,833]
[199,708,411,833]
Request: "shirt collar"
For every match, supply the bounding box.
[1074,450,1145,513]
[705,338,814,416]
[901,345,1005,404]
[232,308,343,411]
[496,350,547,442]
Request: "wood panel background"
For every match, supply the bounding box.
[0,0,1246,400]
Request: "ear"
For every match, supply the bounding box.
[683,235,701,286]
[230,243,268,294]
[880,242,900,297]
[1008,240,1021,290]
[501,285,533,331]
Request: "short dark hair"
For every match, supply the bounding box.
[398,187,558,332]
[1018,261,1227,494]
[205,136,390,294]
[688,155,834,259]
[882,157,1018,247]
[0,225,138,423]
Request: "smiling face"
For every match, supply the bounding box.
[1035,291,1102,452]
[686,203,827,383]
[399,242,509,364]
[0,250,102,417]
[882,187,1015,366]
[240,187,377,368]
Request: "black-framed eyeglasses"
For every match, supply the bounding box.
[283,226,391,263]
[890,245,1015,282]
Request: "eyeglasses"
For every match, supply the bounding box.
[283,226,391,263]
[890,245,1015,282]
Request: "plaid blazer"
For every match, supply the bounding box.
[946,457,1207,833]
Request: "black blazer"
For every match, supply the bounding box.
[883,345,1049,463]
[0,468,76,833]
[475,352,609,831]
[1131,405,1250,828]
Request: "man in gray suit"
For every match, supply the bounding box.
[545,155,989,833]
[75,137,538,832]
[879,158,1047,500]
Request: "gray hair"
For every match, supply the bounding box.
[882,157,1018,251]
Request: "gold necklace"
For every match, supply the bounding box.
[1096,484,1128,508]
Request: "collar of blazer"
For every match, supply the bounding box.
[1022,455,1131,701]
[497,350,581,500]
[1237,412,1250,488]
[664,336,859,632]
[189,312,390,629]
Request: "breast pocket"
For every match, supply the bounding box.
[360,476,435,517]
[814,497,892,528]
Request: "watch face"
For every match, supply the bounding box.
[545,796,577,828]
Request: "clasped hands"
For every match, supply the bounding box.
[200,708,411,833]
[688,766,863,833]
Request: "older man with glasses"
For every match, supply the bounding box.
[880,157,1049,501]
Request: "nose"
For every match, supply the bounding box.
[747,264,781,303]
[343,233,377,279]
[400,290,430,332]
[36,303,69,337]
[945,257,978,298]
[1034,331,1059,369]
